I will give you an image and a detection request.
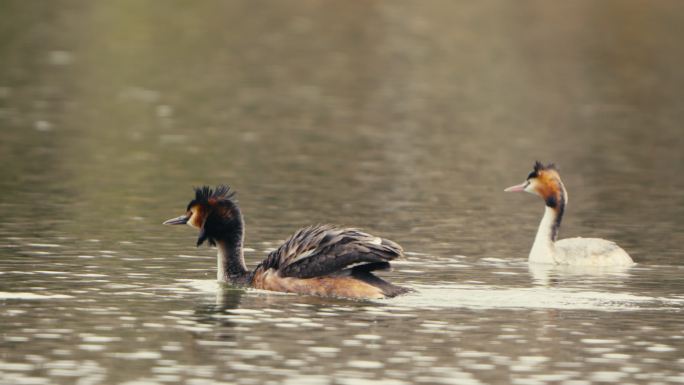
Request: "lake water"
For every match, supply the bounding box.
[1,1,683,384]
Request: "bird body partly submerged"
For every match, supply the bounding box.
[506,162,634,267]
[252,269,388,299]
[554,237,633,266]
[250,225,409,298]
[164,186,410,299]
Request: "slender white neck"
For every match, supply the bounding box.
[529,206,558,264]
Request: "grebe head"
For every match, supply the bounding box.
[505,162,565,208]
[163,185,243,246]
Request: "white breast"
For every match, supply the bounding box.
[554,237,634,266]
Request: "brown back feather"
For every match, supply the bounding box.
[258,225,404,279]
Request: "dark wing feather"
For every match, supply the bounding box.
[260,224,404,279]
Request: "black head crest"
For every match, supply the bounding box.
[533,161,544,173]
[528,161,558,179]
[186,185,242,247]
[187,185,237,211]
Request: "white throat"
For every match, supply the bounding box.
[529,206,558,264]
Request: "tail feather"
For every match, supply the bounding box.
[351,261,391,273]
[350,266,412,298]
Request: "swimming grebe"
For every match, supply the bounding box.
[163,185,411,299]
[504,162,634,266]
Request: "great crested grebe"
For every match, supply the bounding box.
[163,185,411,299]
[504,162,634,266]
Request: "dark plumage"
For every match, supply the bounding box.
[164,185,411,299]
[258,225,403,278]
[187,185,236,211]
[527,161,557,180]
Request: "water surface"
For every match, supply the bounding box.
[1,1,683,384]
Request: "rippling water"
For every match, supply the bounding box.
[1,1,683,384]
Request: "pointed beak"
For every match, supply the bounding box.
[163,214,189,225]
[504,182,527,192]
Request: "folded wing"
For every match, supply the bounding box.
[259,224,404,279]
